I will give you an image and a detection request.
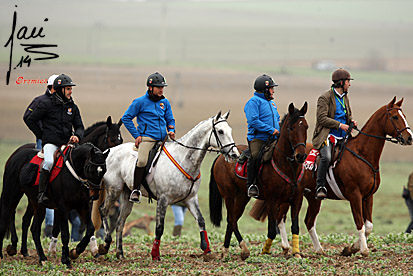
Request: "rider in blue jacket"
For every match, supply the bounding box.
[244,74,280,198]
[122,72,176,203]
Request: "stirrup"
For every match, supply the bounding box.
[129,189,142,204]
[247,185,259,198]
[38,194,49,205]
[315,186,327,200]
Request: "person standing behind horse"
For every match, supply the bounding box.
[312,68,358,200]
[403,172,413,233]
[122,72,176,204]
[23,74,59,236]
[244,74,280,198]
[26,74,84,205]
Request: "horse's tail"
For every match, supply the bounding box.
[249,199,268,222]
[209,156,223,227]
[91,185,106,232]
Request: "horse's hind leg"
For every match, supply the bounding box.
[114,191,134,259]
[151,196,169,261]
[6,214,18,256]
[20,203,34,257]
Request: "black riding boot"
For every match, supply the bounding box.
[315,156,329,200]
[38,169,51,205]
[246,158,259,198]
[130,167,145,203]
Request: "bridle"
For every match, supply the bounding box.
[276,115,306,162]
[354,106,410,144]
[171,119,236,159]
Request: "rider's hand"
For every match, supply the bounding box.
[69,135,79,144]
[339,123,349,131]
[272,129,280,136]
[168,131,175,140]
[135,136,142,148]
[351,120,358,127]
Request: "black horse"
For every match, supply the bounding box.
[0,143,109,268]
[3,116,122,264]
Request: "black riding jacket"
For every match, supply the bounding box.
[26,93,84,147]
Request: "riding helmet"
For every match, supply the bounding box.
[332,68,353,83]
[147,72,168,87]
[254,74,278,92]
[53,74,76,89]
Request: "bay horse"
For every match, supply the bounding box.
[0,143,109,268]
[5,116,123,258]
[209,102,308,260]
[299,97,412,256]
[95,111,239,261]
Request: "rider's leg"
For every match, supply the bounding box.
[316,142,332,200]
[38,144,58,205]
[130,137,156,203]
[246,139,264,198]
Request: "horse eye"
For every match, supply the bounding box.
[218,130,224,135]
[392,115,399,120]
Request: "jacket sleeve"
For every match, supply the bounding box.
[245,100,275,135]
[26,100,47,139]
[122,99,140,139]
[72,105,84,140]
[316,95,341,130]
[165,100,175,132]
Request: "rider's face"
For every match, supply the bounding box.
[151,86,164,97]
[343,79,351,92]
[63,86,73,100]
[269,87,275,98]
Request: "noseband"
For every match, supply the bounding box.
[209,119,236,158]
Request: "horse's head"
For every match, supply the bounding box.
[210,111,240,161]
[383,97,412,145]
[105,116,123,148]
[83,145,109,200]
[279,102,308,163]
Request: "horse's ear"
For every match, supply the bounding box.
[214,111,222,122]
[288,103,295,115]
[106,116,112,127]
[118,118,123,127]
[396,98,404,107]
[222,110,230,120]
[300,102,308,115]
[388,96,396,107]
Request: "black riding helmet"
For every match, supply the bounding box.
[147,72,168,87]
[53,74,76,90]
[254,74,278,100]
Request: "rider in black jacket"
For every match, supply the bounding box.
[26,74,84,204]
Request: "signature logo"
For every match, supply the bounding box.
[4,5,59,85]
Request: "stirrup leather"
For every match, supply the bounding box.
[129,189,142,204]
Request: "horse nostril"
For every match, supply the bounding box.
[408,136,412,144]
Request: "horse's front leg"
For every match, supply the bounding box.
[151,196,169,261]
[55,204,71,268]
[114,191,134,259]
[98,187,120,255]
[289,189,305,258]
[31,206,47,264]
[262,200,279,255]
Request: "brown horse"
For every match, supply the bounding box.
[298,97,412,257]
[209,102,308,260]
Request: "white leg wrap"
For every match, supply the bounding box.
[365,220,373,237]
[309,226,323,254]
[90,236,98,256]
[278,221,289,250]
[48,237,58,255]
[358,225,369,256]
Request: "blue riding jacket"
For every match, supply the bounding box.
[244,92,280,142]
[122,91,175,141]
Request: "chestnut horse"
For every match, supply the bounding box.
[209,102,308,260]
[299,97,411,256]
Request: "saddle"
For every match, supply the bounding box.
[20,145,71,186]
[235,140,277,179]
[304,136,344,172]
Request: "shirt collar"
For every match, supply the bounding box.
[333,88,346,98]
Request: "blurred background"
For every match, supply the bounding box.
[0,0,412,235]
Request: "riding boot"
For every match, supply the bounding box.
[38,168,51,205]
[315,156,328,200]
[172,225,182,237]
[130,167,145,204]
[246,158,259,198]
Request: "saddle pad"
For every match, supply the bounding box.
[30,147,68,186]
[235,161,248,179]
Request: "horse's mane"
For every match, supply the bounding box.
[84,121,106,137]
[178,117,212,141]
[280,108,301,129]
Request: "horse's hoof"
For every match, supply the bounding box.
[293,253,302,259]
[6,245,17,256]
[203,252,215,262]
[152,255,161,261]
[240,251,250,261]
[341,246,353,256]
[282,248,290,256]
[69,249,79,260]
[360,249,369,257]
[116,252,125,259]
[98,244,108,255]
[93,253,101,258]
[21,251,29,257]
